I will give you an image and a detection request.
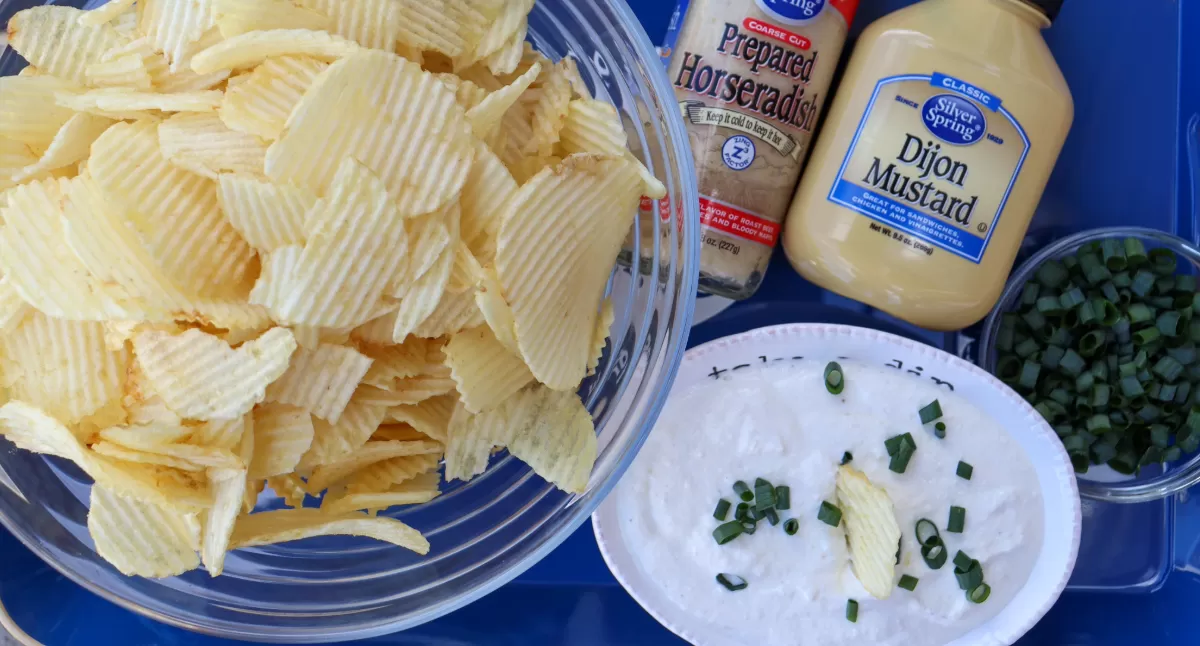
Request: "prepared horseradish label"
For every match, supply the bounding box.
[827,73,1030,264]
[663,0,857,299]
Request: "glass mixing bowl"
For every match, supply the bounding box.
[979,227,1200,504]
[0,0,700,641]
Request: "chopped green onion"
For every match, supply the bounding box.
[1101,238,1127,270]
[968,583,992,604]
[953,550,974,572]
[1019,361,1041,389]
[1036,296,1064,315]
[774,486,791,511]
[1086,414,1112,434]
[934,421,947,439]
[1059,349,1087,376]
[1153,356,1185,382]
[1078,330,1107,357]
[1060,287,1086,309]
[889,447,915,474]
[1134,327,1162,345]
[764,508,780,526]
[846,599,858,623]
[784,518,799,535]
[915,519,940,545]
[1014,337,1040,358]
[1021,282,1041,306]
[840,451,853,465]
[824,361,845,395]
[1120,376,1145,397]
[957,461,974,480]
[1150,424,1171,448]
[713,499,731,521]
[1131,270,1157,297]
[955,563,984,592]
[732,480,753,502]
[919,400,943,424]
[1036,261,1069,288]
[1128,302,1154,324]
[818,501,842,527]
[898,575,920,592]
[921,541,948,569]
[713,521,743,545]
[754,478,775,511]
[716,573,747,591]
[741,520,757,535]
[1150,248,1178,275]
[947,506,966,533]
[1124,238,1148,266]
[1159,311,1183,337]
[735,502,749,522]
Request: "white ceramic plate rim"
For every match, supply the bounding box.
[593,324,1082,646]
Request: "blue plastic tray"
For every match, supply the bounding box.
[3,1,1199,643]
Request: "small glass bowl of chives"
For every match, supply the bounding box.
[979,227,1200,503]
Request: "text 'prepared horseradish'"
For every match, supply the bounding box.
[783,0,1074,330]
[615,361,1043,646]
[664,0,858,300]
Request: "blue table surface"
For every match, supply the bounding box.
[5,1,1200,644]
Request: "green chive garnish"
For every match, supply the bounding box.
[898,575,919,591]
[764,508,780,526]
[953,550,974,572]
[824,361,845,395]
[784,518,799,535]
[919,400,943,424]
[840,451,853,465]
[732,480,753,502]
[716,573,747,591]
[955,561,984,592]
[921,541,948,569]
[968,583,992,604]
[741,520,757,535]
[915,519,940,546]
[956,461,974,480]
[713,499,731,521]
[754,478,775,511]
[947,506,966,533]
[934,421,947,439]
[774,486,791,511]
[712,521,743,545]
[817,501,842,527]
[734,502,749,522]
[845,599,858,623]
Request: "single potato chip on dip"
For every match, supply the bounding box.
[0,0,652,579]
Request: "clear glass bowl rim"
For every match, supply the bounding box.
[979,226,1200,503]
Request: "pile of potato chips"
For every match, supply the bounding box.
[0,0,664,579]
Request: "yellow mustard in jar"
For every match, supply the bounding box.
[783,0,1074,330]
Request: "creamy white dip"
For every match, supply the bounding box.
[616,361,1043,646]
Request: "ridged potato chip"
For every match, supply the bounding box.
[395,206,455,292]
[386,393,457,443]
[268,158,409,328]
[453,144,516,259]
[61,174,188,311]
[191,29,359,75]
[387,375,458,406]
[90,452,213,511]
[0,177,138,320]
[444,326,533,414]
[89,485,201,578]
[267,473,308,508]
[89,121,257,298]
[212,0,328,38]
[265,343,373,422]
[265,50,475,216]
[836,465,902,600]
[483,19,527,76]
[466,62,540,141]
[558,99,628,157]
[93,439,243,470]
[0,279,31,333]
[322,472,440,514]
[100,423,192,447]
[587,299,615,376]
[361,338,433,387]
[474,266,520,354]
[371,424,432,443]
[0,137,39,190]
[137,0,217,72]
[62,88,223,113]
[505,386,595,494]
[343,453,441,494]
[134,327,298,421]
[300,0,403,51]
[390,0,491,59]
[229,508,429,555]
[13,113,113,183]
[443,400,506,482]
[392,233,455,342]
[306,439,442,492]
[248,245,302,311]
[81,0,138,27]
[218,55,328,140]
[1,313,127,426]
[173,297,274,332]
[186,415,248,451]
[414,292,484,340]
[458,0,533,68]
[350,310,399,347]
[526,60,573,157]
[92,440,205,471]
[0,76,82,149]
[560,56,591,100]
[201,466,247,575]
[7,7,128,86]
[249,404,314,479]
[299,388,389,469]
[159,112,268,178]
[496,155,643,390]
[86,50,153,90]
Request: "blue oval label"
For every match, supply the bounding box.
[755,0,826,23]
[921,94,987,146]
